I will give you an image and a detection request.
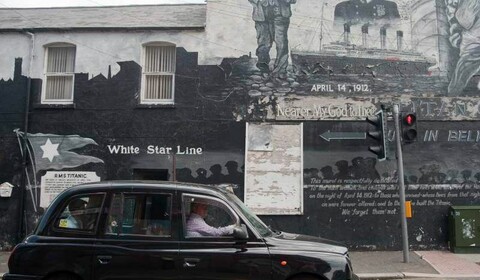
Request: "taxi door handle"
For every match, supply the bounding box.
[183,258,200,268]
[97,255,112,265]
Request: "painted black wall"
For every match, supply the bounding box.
[0,58,28,249]
[2,43,480,251]
[0,49,247,247]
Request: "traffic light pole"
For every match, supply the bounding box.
[393,105,410,263]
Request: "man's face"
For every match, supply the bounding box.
[196,204,208,218]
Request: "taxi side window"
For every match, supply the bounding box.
[183,195,237,238]
[105,193,172,237]
[55,193,105,233]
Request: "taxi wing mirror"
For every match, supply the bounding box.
[233,224,249,240]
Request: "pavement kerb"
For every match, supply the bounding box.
[356,272,405,280]
[403,273,480,278]
[357,272,480,280]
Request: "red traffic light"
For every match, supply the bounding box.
[404,114,416,126]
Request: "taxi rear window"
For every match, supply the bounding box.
[54,193,105,233]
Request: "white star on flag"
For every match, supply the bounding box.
[40,138,60,162]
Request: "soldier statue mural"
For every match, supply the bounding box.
[248,0,296,78]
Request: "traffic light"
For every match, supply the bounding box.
[402,112,417,144]
[366,110,387,161]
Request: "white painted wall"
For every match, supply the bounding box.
[0,33,31,80]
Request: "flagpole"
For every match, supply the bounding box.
[15,130,38,211]
[25,142,39,211]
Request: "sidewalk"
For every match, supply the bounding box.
[350,250,480,280]
[0,251,8,278]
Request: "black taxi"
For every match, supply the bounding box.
[4,181,356,280]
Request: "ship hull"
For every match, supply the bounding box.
[291,51,435,76]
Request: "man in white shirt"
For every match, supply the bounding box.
[186,202,235,237]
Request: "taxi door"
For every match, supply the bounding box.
[178,193,271,280]
[94,190,180,280]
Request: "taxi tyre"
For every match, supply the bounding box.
[290,274,324,280]
[45,273,80,280]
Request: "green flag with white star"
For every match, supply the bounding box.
[26,132,104,171]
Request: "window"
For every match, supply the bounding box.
[43,44,76,104]
[182,194,237,238]
[141,43,176,104]
[55,193,105,233]
[105,193,172,237]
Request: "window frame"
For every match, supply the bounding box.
[41,43,76,104]
[104,191,174,239]
[181,193,240,240]
[140,42,176,105]
[51,192,106,236]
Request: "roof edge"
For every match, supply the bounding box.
[0,3,206,10]
[0,26,206,32]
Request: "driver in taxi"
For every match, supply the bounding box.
[186,202,235,237]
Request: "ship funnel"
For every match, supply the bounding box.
[362,24,369,48]
[380,27,387,49]
[397,31,403,51]
[344,23,351,44]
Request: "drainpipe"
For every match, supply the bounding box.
[17,30,34,244]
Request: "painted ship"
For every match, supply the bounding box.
[291,24,436,75]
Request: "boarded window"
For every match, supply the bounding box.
[245,123,303,215]
[43,45,76,103]
[141,43,176,104]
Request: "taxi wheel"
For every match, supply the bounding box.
[290,275,322,280]
[47,273,79,280]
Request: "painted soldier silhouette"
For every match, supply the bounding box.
[224,161,244,184]
[207,164,225,184]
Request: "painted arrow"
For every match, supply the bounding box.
[320,130,366,142]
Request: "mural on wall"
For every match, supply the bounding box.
[14,129,104,212]
[176,161,244,185]
[3,45,247,210]
[248,0,296,76]
[2,0,480,249]
[228,0,480,100]
[446,0,480,95]
[197,0,480,248]
[298,121,480,249]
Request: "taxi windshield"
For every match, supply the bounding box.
[223,191,273,237]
